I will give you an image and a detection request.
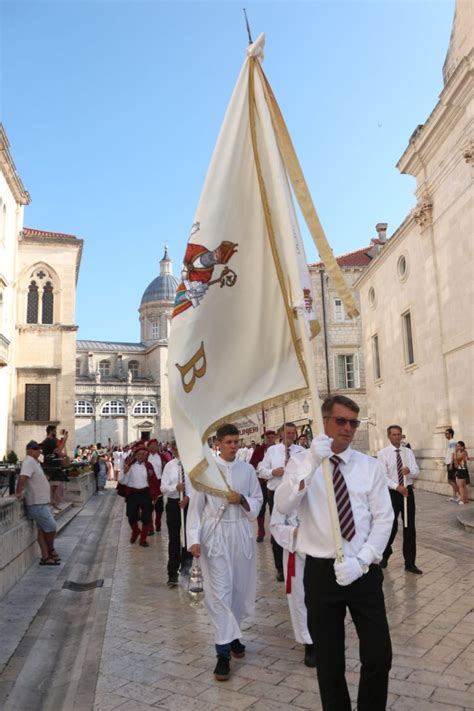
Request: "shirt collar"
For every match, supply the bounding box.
[334,447,353,465]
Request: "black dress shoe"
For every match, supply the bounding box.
[256,536,264,543]
[276,571,285,582]
[380,559,387,569]
[304,643,317,668]
[214,655,230,680]
[167,575,179,587]
[230,639,246,658]
[405,565,423,575]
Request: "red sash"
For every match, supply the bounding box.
[286,551,296,594]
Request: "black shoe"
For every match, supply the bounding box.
[213,655,230,681]
[256,536,264,543]
[304,643,317,668]
[380,559,387,569]
[167,575,179,587]
[230,639,246,659]
[405,565,423,575]
[276,571,285,582]
[147,530,155,536]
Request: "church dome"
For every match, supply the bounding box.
[140,247,178,305]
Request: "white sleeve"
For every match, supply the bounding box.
[378,449,397,490]
[241,468,263,521]
[274,456,309,515]
[186,490,206,548]
[269,507,297,552]
[256,449,272,480]
[19,459,34,478]
[405,449,419,478]
[160,461,177,496]
[358,461,395,565]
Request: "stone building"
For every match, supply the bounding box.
[263,228,387,452]
[0,126,31,459]
[74,249,177,445]
[0,124,82,459]
[355,0,473,494]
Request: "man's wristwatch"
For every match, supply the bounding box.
[357,558,369,574]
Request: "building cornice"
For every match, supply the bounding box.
[397,49,474,177]
[17,324,79,333]
[0,125,31,205]
[353,213,416,289]
[20,230,84,285]
[16,367,61,374]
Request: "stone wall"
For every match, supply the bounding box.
[0,498,38,599]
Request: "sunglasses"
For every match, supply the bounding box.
[324,416,361,429]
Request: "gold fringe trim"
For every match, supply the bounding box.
[255,61,359,319]
[188,387,310,497]
[248,58,309,383]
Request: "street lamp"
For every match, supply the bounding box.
[301,400,313,442]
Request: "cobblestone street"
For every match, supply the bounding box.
[95,489,474,711]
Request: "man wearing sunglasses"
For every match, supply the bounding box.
[275,395,393,711]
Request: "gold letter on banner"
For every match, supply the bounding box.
[176,342,207,393]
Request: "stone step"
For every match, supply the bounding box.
[457,507,474,533]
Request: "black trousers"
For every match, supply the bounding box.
[304,557,392,711]
[383,486,416,567]
[165,499,192,577]
[257,478,268,520]
[154,496,164,517]
[126,488,153,526]
[267,489,283,574]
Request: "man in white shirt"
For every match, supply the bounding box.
[187,423,263,682]
[257,422,304,581]
[444,427,460,501]
[379,425,422,575]
[275,395,393,711]
[147,438,164,533]
[160,442,193,587]
[16,441,59,566]
[121,444,159,547]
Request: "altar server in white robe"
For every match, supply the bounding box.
[270,506,316,668]
[187,423,263,682]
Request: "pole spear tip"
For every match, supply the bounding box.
[243,8,253,45]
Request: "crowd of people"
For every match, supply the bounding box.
[13,403,470,710]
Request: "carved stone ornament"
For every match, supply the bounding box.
[413,192,433,230]
[463,141,474,165]
[125,397,134,405]
[93,396,102,405]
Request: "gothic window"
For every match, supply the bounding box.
[133,400,157,415]
[42,281,54,324]
[25,383,50,421]
[128,360,139,379]
[27,281,39,324]
[101,400,126,415]
[99,360,111,378]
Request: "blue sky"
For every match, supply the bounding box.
[2,0,454,341]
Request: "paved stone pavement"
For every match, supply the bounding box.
[95,489,474,711]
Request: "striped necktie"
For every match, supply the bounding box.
[331,455,355,541]
[395,449,403,485]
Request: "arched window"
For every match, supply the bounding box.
[133,400,157,415]
[42,281,54,324]
[128,360,139,379]
[75,400,93,415]
[99,360,110,378]
[101,400,126,415]
[27,281,39,323]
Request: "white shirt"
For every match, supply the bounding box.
[377,444,419,489]
[147,452,162,480]
[123,462,148,489]
[20,455,51,505]
[445,439,457,465]
[274,447,393,565]
[257,442,305,491]
[160,458,192,499]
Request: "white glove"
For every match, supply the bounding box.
[310,435,333,468]
[334,557,363,586]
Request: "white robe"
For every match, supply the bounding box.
[186,456,263,644]
[270,507,312,645]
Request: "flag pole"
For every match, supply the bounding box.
[295,314,345,563]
